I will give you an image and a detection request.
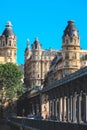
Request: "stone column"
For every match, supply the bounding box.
[83,93,87,122]
[49,100,51,117]
[77,93,82,122]
[72,92,77,122]
[70,95,73,121]
[57,98,60,121]
[55,99,58,119]
[49,100,52,118]
[32,104,35,115]
[36,103,39,113]
[59,97,63,121]
[62,96,64,121]
[52,99,55,117]
[62,96,66,122]
[66,96,70,122]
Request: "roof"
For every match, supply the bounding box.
[2,21,15,37]
[32,37,42,49]
[63,20,79,37]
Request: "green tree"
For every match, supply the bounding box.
[0,62,24,101]
[0,63,24,117]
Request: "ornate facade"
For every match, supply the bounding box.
[24,21,87,89]
[44,21,87,86]
[0,21,17,64]
[24,38,59,89]
[22,20,87,120]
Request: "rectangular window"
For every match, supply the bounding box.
[72,53,76,59]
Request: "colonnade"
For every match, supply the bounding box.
[48,91,87,123]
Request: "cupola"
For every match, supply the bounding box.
[2,21,15,37]
[32,37,42,50]
[63,20,79,37]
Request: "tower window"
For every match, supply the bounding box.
[3,41,5,46]
[70,37,73,42]
[9,40,11,46]
[65,61,69,66]
[66,39,69,44]
[65,53,69,59]
[74,39,76,44]
[72,53,76,59]
[14,51,16,56]
[14,41,16,46]
[7,50,11,56]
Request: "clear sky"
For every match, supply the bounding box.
[0,0,87,65]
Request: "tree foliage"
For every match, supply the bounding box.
[0,63,24,100]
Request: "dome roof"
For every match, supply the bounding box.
[2,21,15,37]
[34,37,39,44]
[32,37,42,49]
[63,20,79,37]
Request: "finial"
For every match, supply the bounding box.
[26,39,30,48]
[35,37,39,42]
[6,21,12,28]
[68,20,75,24]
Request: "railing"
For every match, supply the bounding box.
[43,66,87,92]
[10,117,87,130]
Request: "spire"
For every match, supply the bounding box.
[32,37,42,50]
[26,39,30,48]
[25,39,30,53]
[34,37,39,44]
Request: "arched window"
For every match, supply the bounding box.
[74,39,76,44]
[9,40,11,46]
[65,61,69,66]
[66,39,69,44]
[3,41,5,46]
[72,53,76,59]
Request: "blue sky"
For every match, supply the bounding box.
[0,0,87,65]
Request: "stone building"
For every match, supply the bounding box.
[0,21,17,64]
[22,20,87,119]
[44,21,87,86]
[24,38,59,89]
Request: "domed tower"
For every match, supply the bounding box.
[30,37,42,87]
[0,21,17,64]
[32,37,42,60]
[32,37,42,50]
[62,20,81,76]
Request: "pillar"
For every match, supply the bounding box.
[49,100,51,117]
[70,95,73,121]
[55,99,58,119]
[77,93,82,122]
[83,93,87,122]
[62,96,66,121]
[57,98,60,121]
[59,97,63,121]
[66,96,70,122]
[72,92,77,122]
[32,104,35,115]
[52,99,55,117]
